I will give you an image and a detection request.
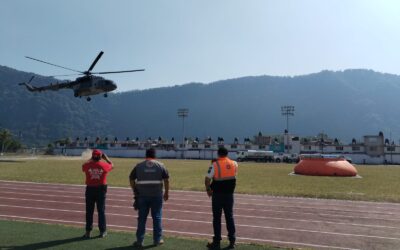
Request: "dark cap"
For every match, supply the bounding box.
[217,147,228,157]
[146,148,156,158]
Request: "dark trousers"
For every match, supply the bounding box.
[212,192,236,243]
[85,185,107,233]
[136,195,163,243]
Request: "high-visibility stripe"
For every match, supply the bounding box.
[136,180,163,184]
[215,161,222,179]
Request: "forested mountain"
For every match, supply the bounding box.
[0,66,110,145]
[1,65,400,146]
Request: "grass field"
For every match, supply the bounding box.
[1,156,400,202]
[0,220,280,250]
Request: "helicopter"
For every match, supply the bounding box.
[19,51,144,101]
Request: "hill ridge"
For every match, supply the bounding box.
[1,65,400,145]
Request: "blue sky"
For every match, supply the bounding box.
[1,0,400,91]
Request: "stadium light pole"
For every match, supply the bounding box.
[390,130,393,164]
[177,108,189,145]
[281,105,295,133]
[281,106,295,153]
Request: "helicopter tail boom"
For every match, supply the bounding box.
[19,82,38,92]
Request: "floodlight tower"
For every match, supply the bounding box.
[177,108,189,145]
[281,105,295,153]
[281,105,295,133]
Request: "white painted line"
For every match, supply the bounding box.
[3,185,386,212]
[0,187,400,216]
[1,204,399,241]
[0,191,400,227]
[2,189,400,224]
[165,208,400,230]
[236,236,361,250]
[0,180,86,188]
[0,214,87,225]
[169,197,400,216]
[1,196,398,230]
[0,190,126,202]
[2,188,400,219]
[0,215,361,250]
[231,205,400,222]
[1,180,399,209]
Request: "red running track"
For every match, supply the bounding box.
[0,180,400,250]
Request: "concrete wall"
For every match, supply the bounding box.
[55,147,400,165]
[55,148,239,160]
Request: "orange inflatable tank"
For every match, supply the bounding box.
[294,154,357,176]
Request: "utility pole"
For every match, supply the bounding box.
[281,106,295,153]
[177,108,189,146]
[390,131,393,164]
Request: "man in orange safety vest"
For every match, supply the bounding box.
[205,146,238,250]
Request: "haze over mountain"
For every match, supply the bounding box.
[1,65,400,146]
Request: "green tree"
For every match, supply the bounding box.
[46,143,54,155]
[0,129,12,154]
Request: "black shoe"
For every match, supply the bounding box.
[82,231,91,239]
[133,241,143,249]
[207,241,221,250]
[100,231,107,238]
[227,241,236,249]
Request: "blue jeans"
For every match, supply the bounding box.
[136,195,163,243]
[212,192,236,243]
[85,185,107,233]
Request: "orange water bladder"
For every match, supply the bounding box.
[294,155,357,177]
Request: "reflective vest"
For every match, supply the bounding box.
[213,157,236,181]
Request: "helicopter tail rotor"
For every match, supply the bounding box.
[19,76,37,91]
[28,75,35,83]
[18,75,35,85]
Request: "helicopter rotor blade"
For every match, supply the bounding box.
[87,51,104,73]
[93,69,145,75]
[28,76,35,83]
[25,56,83,73]
[48,73,85,77]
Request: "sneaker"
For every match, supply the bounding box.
[100,231,107,238]
[227,241,236,249]
[206,241,221,250]
[133,241,143,249]
[82,231,91,239]
[154,239,164,245]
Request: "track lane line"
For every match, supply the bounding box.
[1,187,400,217]
[2,180,399,249]
[1,180,399,209]
[1,204,400,241]
[1,196,399,230]
[3,190,400,222]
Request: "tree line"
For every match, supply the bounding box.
[0,128,22,154]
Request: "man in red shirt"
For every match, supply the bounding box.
[82,149,113,238]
